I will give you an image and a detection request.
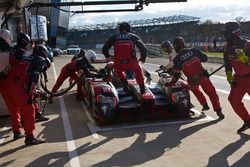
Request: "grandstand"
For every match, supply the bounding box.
[69,15,200,31]
[67,15,200,48]
[66,15,250,52]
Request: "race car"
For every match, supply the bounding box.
[81,62,192,125]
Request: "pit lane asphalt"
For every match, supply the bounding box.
[0,54,250,167]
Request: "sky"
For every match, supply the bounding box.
[69,0,250,28]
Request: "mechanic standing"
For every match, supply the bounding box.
[13,33,50,122]
[223,22,250,133]
[0,29,24,140]
[7,45,50,145]
[48,50,97,103]
[102,22,147,94]
[168,36,224,119]
[160,40,177,70]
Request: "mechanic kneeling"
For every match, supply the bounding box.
[48,50,98,103]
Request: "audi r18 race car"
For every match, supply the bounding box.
[81,62,192,125]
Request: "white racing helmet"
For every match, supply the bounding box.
[0,29,12,46]
[85,50,97,63]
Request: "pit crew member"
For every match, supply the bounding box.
[7,45,50,145]
[102,22,147,94]
[223,22,250,133]
[48,50,97,103]
[168,36,224,119]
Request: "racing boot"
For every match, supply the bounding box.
[25,135,46,146]
[202,103,210,111]
[13,131,24,140]
[215,109,225,120]
[122,80,129,93]
[140,85,146,94]
[237,120,250,134]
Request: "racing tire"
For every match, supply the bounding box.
[176,97,191,118]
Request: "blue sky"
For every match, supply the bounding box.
[69,0,250,28]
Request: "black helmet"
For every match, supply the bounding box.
[173,37,185,53]
[161,40,173,54]
[33,45,48,58]
[223,22,241,43]
[79,49,85,57]
[17,33,30,49]
[118,22,131,32]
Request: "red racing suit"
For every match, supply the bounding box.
[7,55,48,136]
[102,32,147,87]
[172,48,221,111]
[224,37,250,122]
[0,39,22,133]
[51,57,95,96]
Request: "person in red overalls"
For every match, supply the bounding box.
[102,22,147,94]
[168,37,224,119]
[0,29,24,140]
[160,40,177,70]
[48,50,97,103]
[223,22,250,133]
[12,33,50,123]
[68,49,85,85]
[7,45,50,145]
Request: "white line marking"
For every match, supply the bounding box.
[52,63,81,167]
[211,75,226,80]
[80,102,100,139]
[52,62,58,82]
[191,108,214,120]
[0,127,11,144]
[86,122,100,139]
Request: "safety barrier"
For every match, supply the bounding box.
[145,44,164,57]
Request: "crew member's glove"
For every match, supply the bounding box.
[236,49,249,63]
[203,69,210,78]
[226,70,233,84]
[78,69,84,75]
[165,79,175,87]
[159,65,166,70]
[97,69,106,78]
